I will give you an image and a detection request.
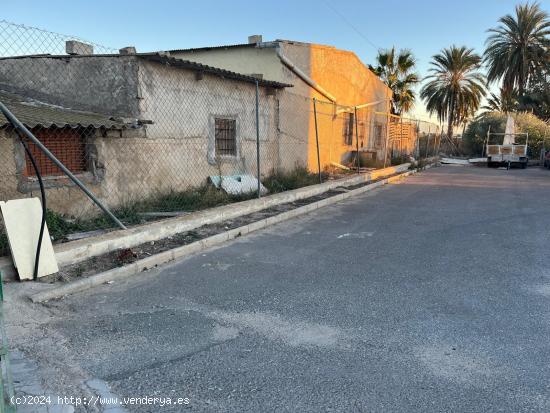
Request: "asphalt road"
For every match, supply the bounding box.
[22,166,550,412]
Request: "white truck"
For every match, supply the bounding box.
[485,115,528,169]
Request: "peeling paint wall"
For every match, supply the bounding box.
[136,59,288,180]
[0,56,301,218]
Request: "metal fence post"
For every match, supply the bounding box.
[354,106,360,173]
[415,120,420,159]
[400,116,404,158]
[426,125,431,159]
[436,126,442,157]
[482,124,491,158]
[255,80,261,199]
[0,271,15,413]
[383,117,390,169]
[313,98,322,184]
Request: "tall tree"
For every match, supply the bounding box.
[484,2,550,95]
[370,47,419,115]
[519,68,550,121]
[482,87,519,113]
[421,46,486,140]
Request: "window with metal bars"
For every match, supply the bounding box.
[214,118,237,156]
[374,123,385,148]
[24,128,87,177]
[342,112,354,145]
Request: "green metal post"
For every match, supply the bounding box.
[0,271,15,413]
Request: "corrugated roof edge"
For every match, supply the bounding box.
[164,39,338,53]
[0,89,134,130]
[0,52,292,89]
[166,43,256,53]
[138,53,291,88]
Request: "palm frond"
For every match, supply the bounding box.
[484,2,550,94]
[371,47,419,115]
[421,45,487,138]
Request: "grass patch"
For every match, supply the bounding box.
[0,184,259,256]
[262,167,327,193]
[142,185,254,212]
[44,184,256,242]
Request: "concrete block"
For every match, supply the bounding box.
[119,46,136,55]
[248,35,262,44]
[65,40,93,55]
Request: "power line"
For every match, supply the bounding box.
[322,1,380,51]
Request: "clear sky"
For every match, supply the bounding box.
[3,0,549,121]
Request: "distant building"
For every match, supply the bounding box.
[168,36,394,168]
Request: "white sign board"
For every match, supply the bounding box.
[0,198,58,280]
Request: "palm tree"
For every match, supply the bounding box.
[370,47,419,115]
[520,60,550,120]
[482,87,518,113]
[484,2,550,95]
[421,46,487,140]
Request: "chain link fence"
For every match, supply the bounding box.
[0,20,439,256]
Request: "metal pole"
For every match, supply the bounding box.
[0,271,15,407]
[482,124,491,158]
[400,117,404,159]
[0,101,127,230]
[415,120,420,160]
[383,117,390,169]
[354,106,360,173]
[426,125,431,159]
[543,134,548,167]
[313,98,322,184]
[436,126,442,157]
[255,80,261,198]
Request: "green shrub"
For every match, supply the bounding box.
[45,209,82,240]
[463,112,550,156]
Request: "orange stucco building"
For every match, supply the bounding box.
[170,37,396,172]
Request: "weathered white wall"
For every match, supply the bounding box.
[173,41,393,169]
[172,47,284,83]
[136,60,289,180]
[0,56,140,118]
[0,58,304,218]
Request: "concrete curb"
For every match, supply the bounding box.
[1,163,415,281]
[29,169,417,303]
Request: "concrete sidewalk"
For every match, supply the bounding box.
[5,165,550,412]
